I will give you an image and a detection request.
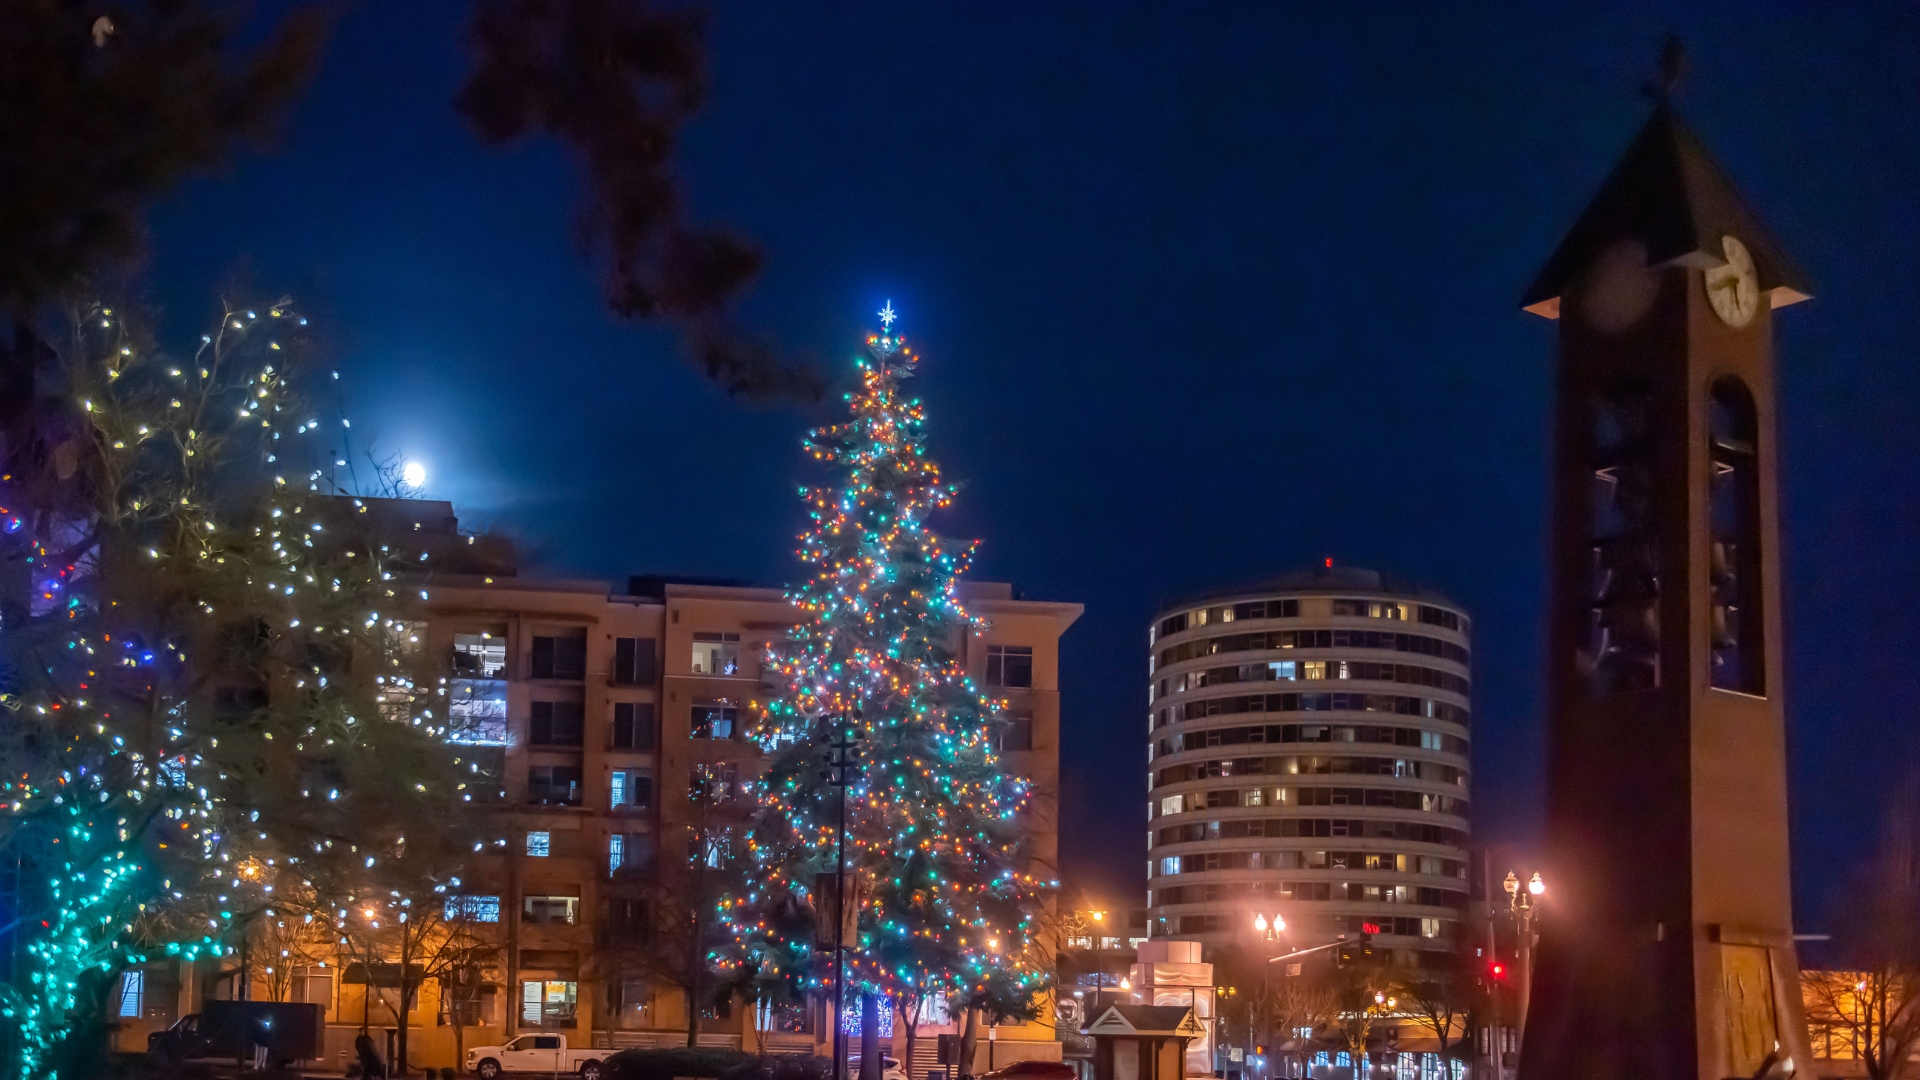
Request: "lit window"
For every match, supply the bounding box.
[522,895,580,925]
[118,971,144,1018]
[690,700,738,740]
[1159,856,1180,876]
[1269,660,1297,681]
[444,895,501,923]
[449,678,508,745]
[691,632,741,676]
[1159,795,1181,817]
[526,831,550,857]
[1302,661,1327,680]
[453,632,507,678]
[608,833,624,874]
[611,768,653,811]
[521,981,577,1026]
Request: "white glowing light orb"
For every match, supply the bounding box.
[402,461,427,488]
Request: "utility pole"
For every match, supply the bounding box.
[825,716,863,1080]
[1483,859,1501,1080]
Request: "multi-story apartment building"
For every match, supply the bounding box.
[1144,566,1472,969]
[112,500,1081,1073]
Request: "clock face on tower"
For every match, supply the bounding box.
[1704,234,1760,328]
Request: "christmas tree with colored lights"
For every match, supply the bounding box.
[721,308,1050,1066]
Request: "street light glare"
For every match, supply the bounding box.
[1529,872,1546,896]
[402,460,427,487]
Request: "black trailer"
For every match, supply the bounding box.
[148,1000,325,1067]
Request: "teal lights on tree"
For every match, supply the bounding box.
[719,309,1052,1046]
[0,299,481,1079]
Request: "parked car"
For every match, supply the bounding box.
[467,1034,606,1080]
[976,1061,1075,1080]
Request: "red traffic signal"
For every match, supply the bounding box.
[1490,961,1507,980]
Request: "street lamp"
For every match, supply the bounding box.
[1252,912,1286,942]
[1502,870,1546,1053]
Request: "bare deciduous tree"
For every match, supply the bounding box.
[1806,779,1920,1080]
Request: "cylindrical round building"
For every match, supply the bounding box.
[1145,565,1472,968]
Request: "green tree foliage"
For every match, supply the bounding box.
[718,320,1049,1033]
[0,297,477,1078]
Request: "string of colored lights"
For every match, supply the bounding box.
[718,314,1055,1025]
[0,301,485,1080]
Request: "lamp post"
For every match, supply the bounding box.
[825,717,864,1080]
[1502,872,1545,1051]
[1250,914,1286,1076]
[1253,912,1286,943]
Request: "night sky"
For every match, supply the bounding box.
[143,3,1920,928]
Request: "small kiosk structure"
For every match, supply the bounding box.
[1083,1004,1203,1080]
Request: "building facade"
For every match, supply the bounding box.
[111,500,1082,1072]
[1144,566,1472,967]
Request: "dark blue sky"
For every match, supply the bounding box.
[147,3,1920,925]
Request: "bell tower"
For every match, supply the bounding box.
[1517,83,1814,1080]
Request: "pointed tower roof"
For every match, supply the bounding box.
[1522,104,1811,317]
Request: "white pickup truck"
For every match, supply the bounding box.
[467,1034,606,1080]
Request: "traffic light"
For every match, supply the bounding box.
[1334,926,1377,968]
[1489,960,1507,981]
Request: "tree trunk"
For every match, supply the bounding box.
[393,985,414,1076]
[859,993,880,1080]
[957,1006,980,1080]
[685,983,702,1048]
[900,998,919,1080]
[452,994,467,1076]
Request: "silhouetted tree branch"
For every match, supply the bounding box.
[455,0,821,401]
[0,1,330,312]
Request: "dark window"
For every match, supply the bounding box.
[214,684,269,718]
[531,633,587,681]
[1159,613,1189,638]
[1586,381,1662,695]
[689,762,739,803]
[611,702,656,750]
[527,766,582,806]
[610,898,650,934]
[992,714,1034,752]
[528,701,584,746]
[986,645,1034,688]
[303,640,352,678]
[1708,377,1765,695]
[611,637,659,685]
